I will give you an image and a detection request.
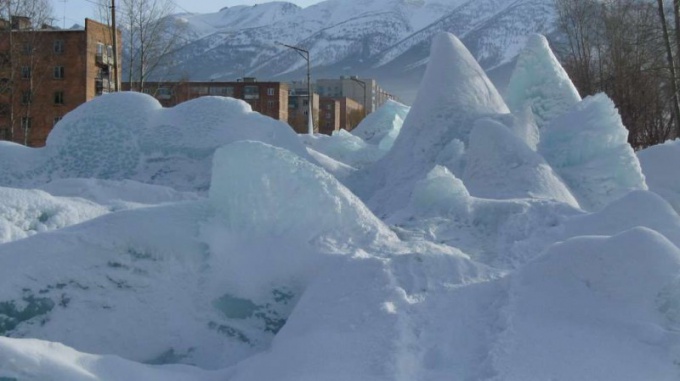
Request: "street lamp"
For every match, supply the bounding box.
[277,42,314,135]
[349,77,367,115]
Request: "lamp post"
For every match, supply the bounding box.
[277,42,314,135]
[349,77,367,115]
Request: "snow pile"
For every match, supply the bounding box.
[540,94,647,210]
[0,93,308,191]
[355,32,511,215]
[0,186,108,244]
[505,34,581,128]
[638,139,680,212]
[351,99,410,151]
[299,130,384,169]
[208,141,397,295]
[463,118,578,206]
[38,178,200,209]
[407,165,579,267]
[563,190,680,248]
[0,140,398,369]
[0,337,217,381]
[494,228,680,380]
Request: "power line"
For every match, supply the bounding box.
[81,0,107,6]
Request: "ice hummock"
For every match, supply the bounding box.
[463,118,578,206]
[540,93,647,211]
[299,130,384,170]
[1,29,679,381]
[0,139,400,369]
[353,32,511,215]
[351,99,410,151]
[505,34,581,129]
[0,93,310,191]
[0,186,108,244]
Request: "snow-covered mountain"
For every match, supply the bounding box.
[164,0,557,102]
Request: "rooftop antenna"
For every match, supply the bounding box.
[59,0,67,28]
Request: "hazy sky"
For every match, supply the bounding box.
[50,0,324,28]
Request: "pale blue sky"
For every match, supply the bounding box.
[50,0,324,28]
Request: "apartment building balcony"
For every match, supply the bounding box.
[95,78,110,95]
[95,52,113,66]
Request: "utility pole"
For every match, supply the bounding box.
[111,0,119,91]
[277,42,313,135]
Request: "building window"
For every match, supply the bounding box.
[22,43,32,55]
[191,86,209,95]
[0,78,9,93]
[21,91,31,104]
[107,45,113,60]
[244,85,259,100]
[54,91,64,105]
[54,66,64,79]
[96,43,105,63]
[53,116,62,125]
[325,113,331,119]
[156,87,172,99]
[54,40,64,54]
[267,100,275,108]
[0,103,9,115]
[21,66,31,79]
[267,88,275,96]
[209,86,233,96]
[21,117,31,130]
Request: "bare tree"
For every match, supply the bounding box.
[555,0,676,148]
[555,0,601,95]
[656,0,680,137]
[113,0,185,92]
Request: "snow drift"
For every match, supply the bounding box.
[638,138,680,213]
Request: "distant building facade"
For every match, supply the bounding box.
[0,18,121,147]
[336,97,364,131]
[319,97,340,135]
[288,88,319,134]
[315,76,393,113]
[130,78,289,122]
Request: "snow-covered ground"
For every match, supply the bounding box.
[1,32,680,380]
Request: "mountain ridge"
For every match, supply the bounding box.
[160,0,558,103]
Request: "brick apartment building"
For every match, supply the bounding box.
[336,97,364,131]
[0,18,121,147]
[316,76,394,113]
[132,79,289,122]
[288,88,319,134]
[319,97,340,135]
